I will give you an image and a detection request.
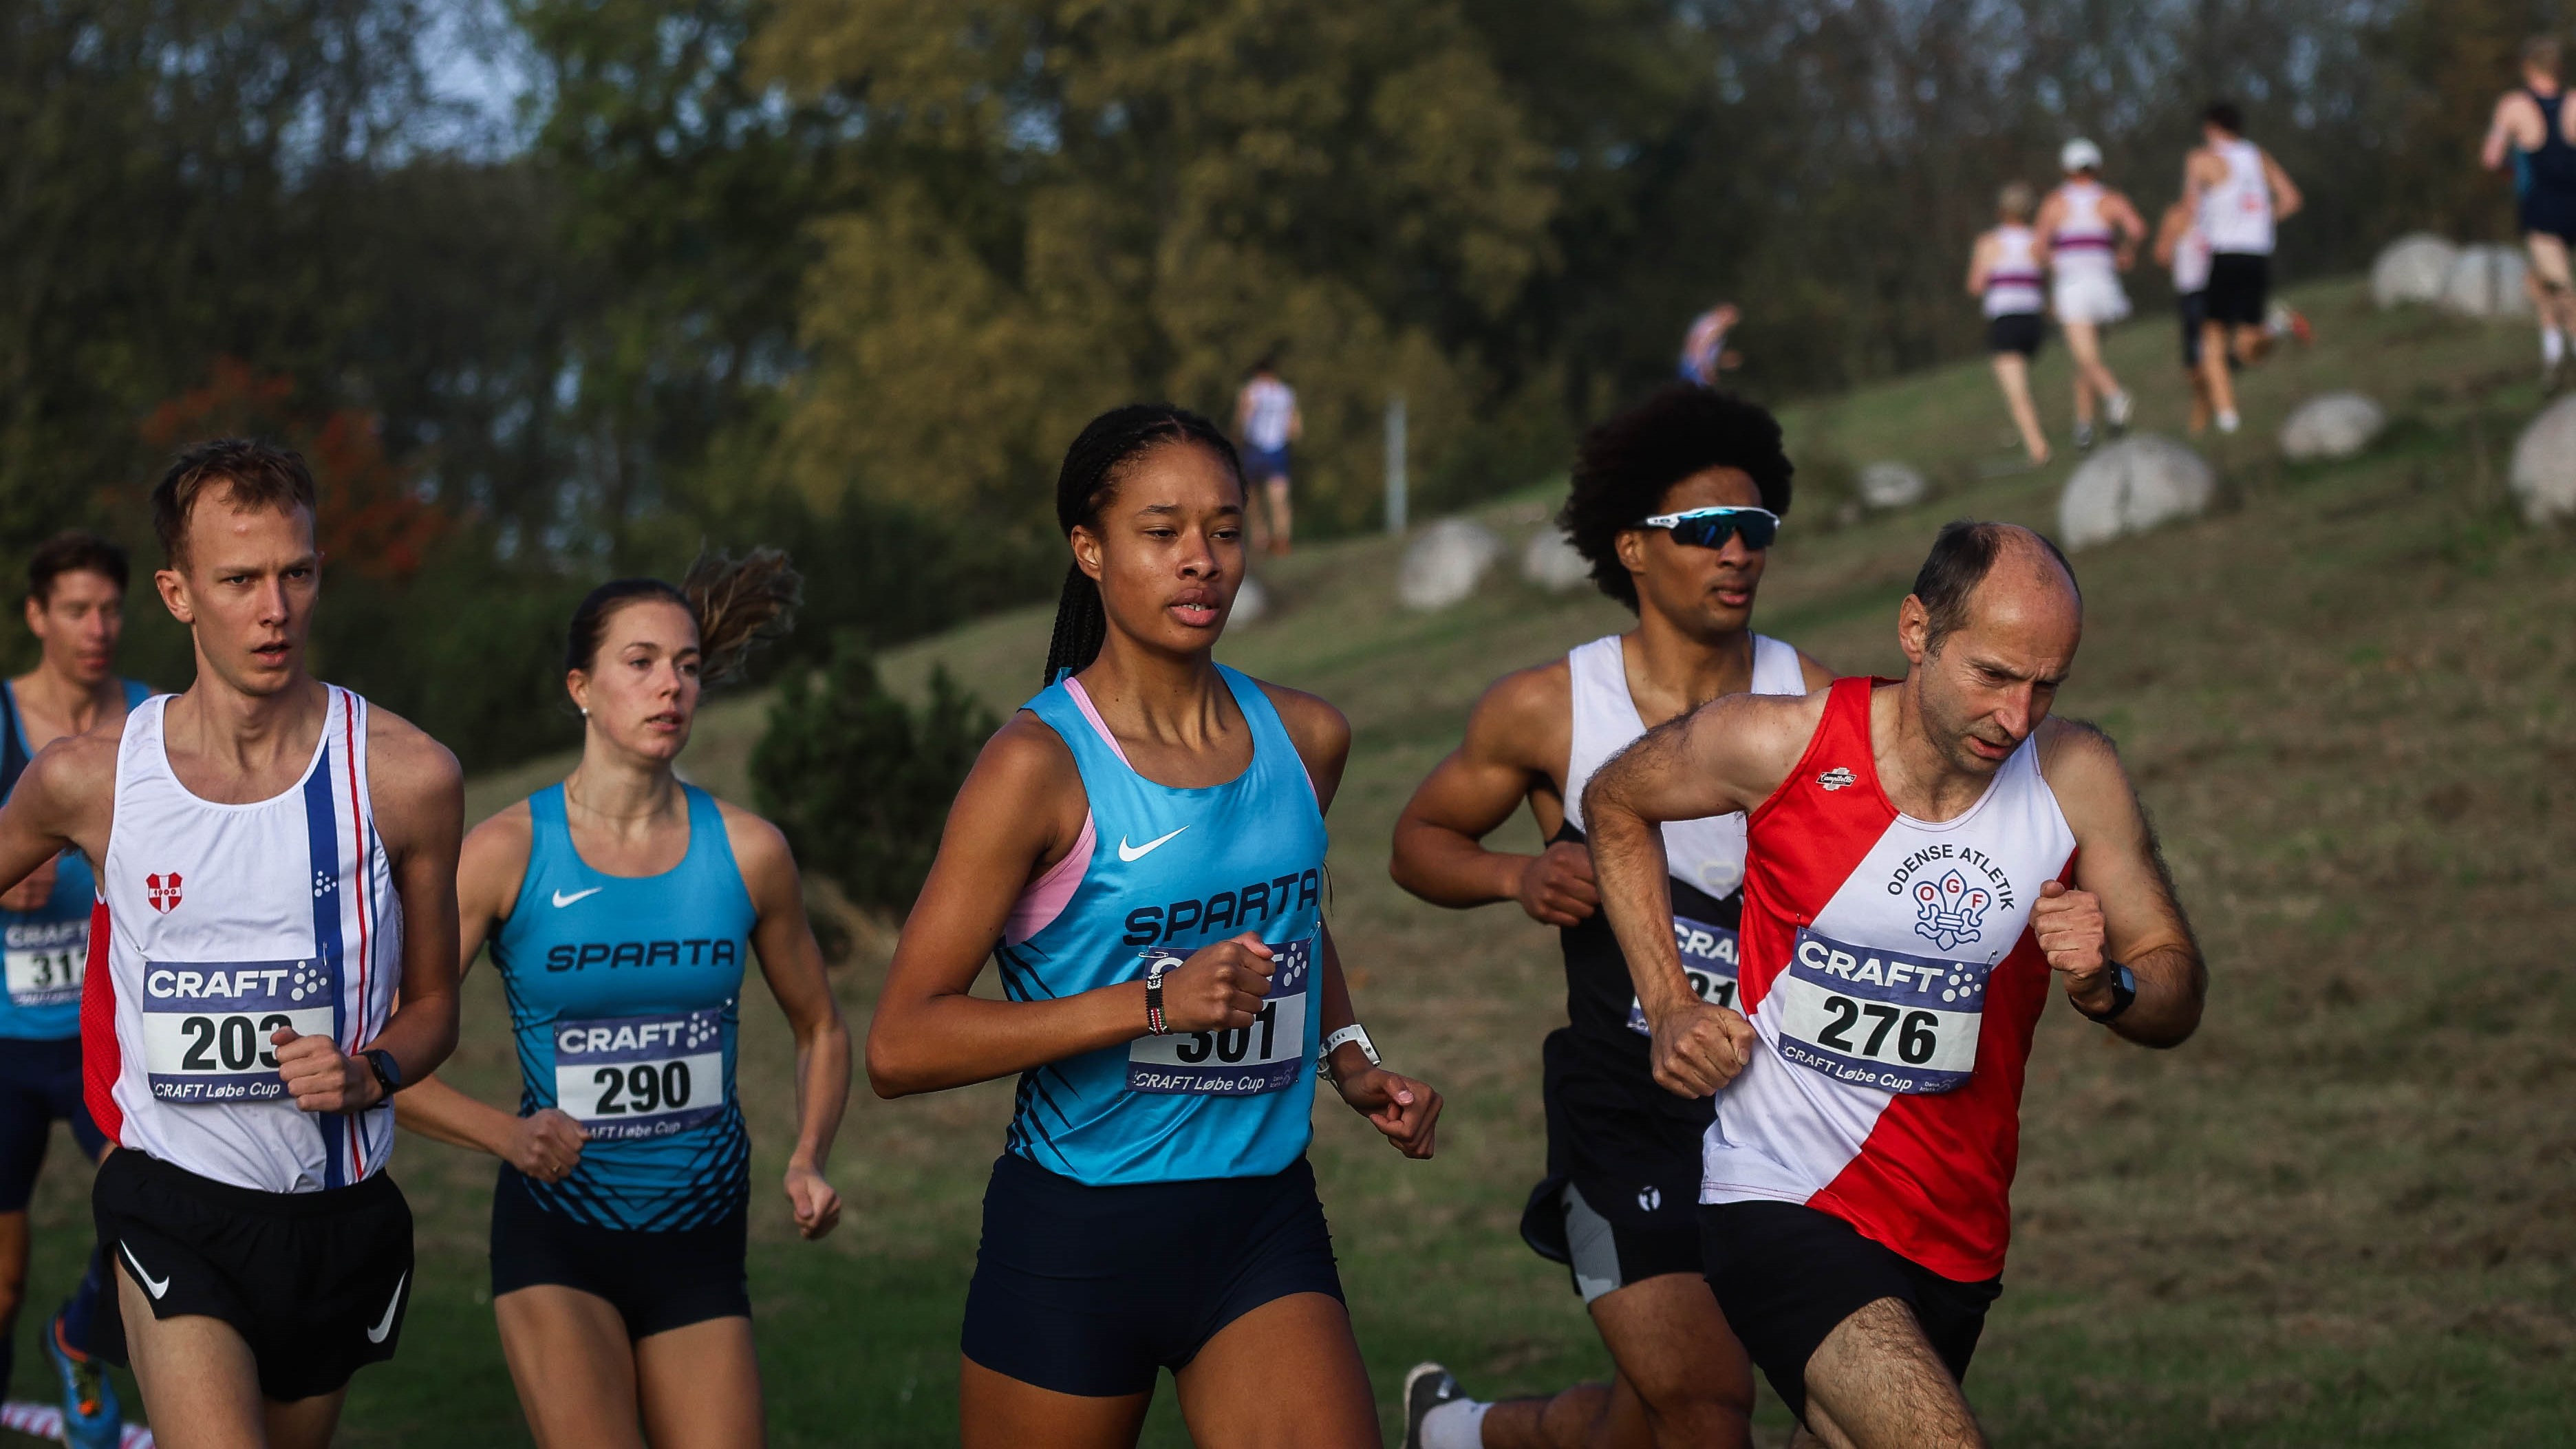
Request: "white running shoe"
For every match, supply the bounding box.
[1402,1363,1464,1449]
[2072,420,2096,452]
[2105,390,2133,436]
[2216,409,2241,435]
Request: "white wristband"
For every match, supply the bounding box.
[1318,1024,1380,1082]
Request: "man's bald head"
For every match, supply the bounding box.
[1909,520,2081,654]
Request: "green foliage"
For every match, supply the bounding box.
[751,642,997,916]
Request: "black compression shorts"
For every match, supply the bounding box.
[0,1035,104,1212]
[2204,253,2270,328]
[1986,313,2045,358]
[489,1166,749,1338]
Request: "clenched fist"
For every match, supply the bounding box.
[1159,933,1276,1034]
[2032,880,2114,1010]
[1514,841,1600,927]
[1647,998,1757,1099]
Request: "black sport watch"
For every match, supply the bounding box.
[361,1049,405,1102]
[2079,962,2136,1024]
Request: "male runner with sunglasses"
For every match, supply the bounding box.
[1391,385,1829,1449]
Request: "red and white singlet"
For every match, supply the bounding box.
[1705,677,2076,1280]
[83,687,402,1193]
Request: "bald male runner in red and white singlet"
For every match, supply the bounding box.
[1582,521,2204,1449]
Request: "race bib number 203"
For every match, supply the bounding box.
[1128,936,1312,1095]
[1768,927,1990,1095]
[142,960,337,1103]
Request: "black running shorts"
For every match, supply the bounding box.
[1699,1199,2000,1425]
[2204,253,2269,328]
[1521,1029,1707,1301]
[488,1166,749,1338]
[961,1152,1344,1397]
[0,1036,105,1212]
[92,1148,414,1402]
[1985,313,2046,358]
[2178,291,2209,368]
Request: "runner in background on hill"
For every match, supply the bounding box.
[1582,521,2206,1448]
[2187,103,2306,435]
[1967,183,2053,465]
[0,534,153,1449]
[871,404,1440,1449]
[393,550,848,1449]
[2034,140,2144,452]
[1236,358,1302,555]
[0,438,465,1449]
[1388,385,1832,1449]
[1678,304,1743,388]
[2483,36,2576,393]
[2153,197,2219,435]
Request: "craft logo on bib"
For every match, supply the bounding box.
[144,871,182,913]
[553,1007,728,1140]
[1770,927,1990,1095]
[1128,935,1312,1095]
[1625,914,1741,1034]
[141,959,337,1102]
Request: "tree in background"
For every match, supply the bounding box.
[751,0,1560,537]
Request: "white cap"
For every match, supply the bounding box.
[2060,138,2103,173]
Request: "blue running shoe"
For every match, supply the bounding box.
[45,1308,122,1449]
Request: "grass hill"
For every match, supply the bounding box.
[10,277,2572,1446]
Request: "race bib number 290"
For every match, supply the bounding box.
[553,1009,727,1140]
[1768,928,1990,1095]
[1625,914,1740,1035]
[142,960,337,1103]
[1128,936,1312,1095]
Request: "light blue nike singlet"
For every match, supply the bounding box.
[0,678,151,1040]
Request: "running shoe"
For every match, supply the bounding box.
[2104,390,2133,436]
[2072,420,2096,452]
[1401,1362,1464,1449]
[2264,302,2313,345]
[45,1309,122,1449]
[2215,409,2241,435]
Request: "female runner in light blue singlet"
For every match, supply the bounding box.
[871,404,1444,1448]
[394,552,850,1449]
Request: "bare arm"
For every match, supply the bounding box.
[2151,206,2187,269]
[2032,722,2204,1047]
[1581,691,1822,1097]
[2262,150,2302,222]
[0,731,115,899]
[2031,195,2065,257]
[2107,191,2148,268]
[727,803,852,1238]
[2182,148,2220,206]
[1389,663,1594,925]
[2483,93,2534,171]
[1965,233,1997,296]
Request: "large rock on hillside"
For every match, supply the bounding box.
[1399,517,1504,611]
[2371,233,2458,308]
[1520,527,1592,592]
[1857,461,1929,511]
[2057,435,2216,550]
[2439,244,2533,319]
[2279,392,2387,462]
[2509,395,2576,524]
[1229,575,1269,626]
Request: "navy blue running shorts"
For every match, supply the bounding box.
[0,1035,105,1212]
[962,1152,1344,1397]
[489,1166,749,1338]
[1700,1199,1999,1425]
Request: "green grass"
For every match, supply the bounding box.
[10,278,2575,1444]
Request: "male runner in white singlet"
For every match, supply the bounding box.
[1582,522,2204,1448]
[1388,386,1831,1449]
[0,439,463,1449]
[2032,140,2143,451]
[1966,182,2052,465]
[2185,103,2303,434]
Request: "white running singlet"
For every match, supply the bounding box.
[1241,378,1296,453]
[1703,677,2076,1281]
[2198,138,2275,256]
[1563,632,1805,902]
[2171,219,2213,295]
[85,687,402,1193]
[2048,182,2130,325]
[1982,227,2045,319]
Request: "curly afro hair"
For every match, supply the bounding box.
[1556,385,1794,612]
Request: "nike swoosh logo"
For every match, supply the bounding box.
[551,887,604,908]
[1117,827,1188,863]
[366,1272,407,1344]
[120,1243,168,1300]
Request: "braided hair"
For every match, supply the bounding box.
[1040,405,1244,687]
[566,547,802,685]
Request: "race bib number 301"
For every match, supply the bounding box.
[1769,927,1990,1095]
[5,919,87,1008]
[1128,936,1312,1096]
[142,960,337,1103]
[1627,914,1740,1035]
[552,1009,728,1140]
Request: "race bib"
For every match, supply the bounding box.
[552,1008,728,1140]
[1625,914,1740,1035]
[1128,936,1312,1096]
[4,917,87,1008]
[1768,927,1989,1095]
[141,960,336,1104]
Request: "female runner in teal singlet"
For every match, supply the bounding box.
[872,404,1443,1448]
[395,552,850,1449]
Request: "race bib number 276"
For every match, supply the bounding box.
[1768,928,1990,1095]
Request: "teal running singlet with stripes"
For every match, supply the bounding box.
[492,784,755,1230]
[0,678,150,1040]
[998,665,1328,1185]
